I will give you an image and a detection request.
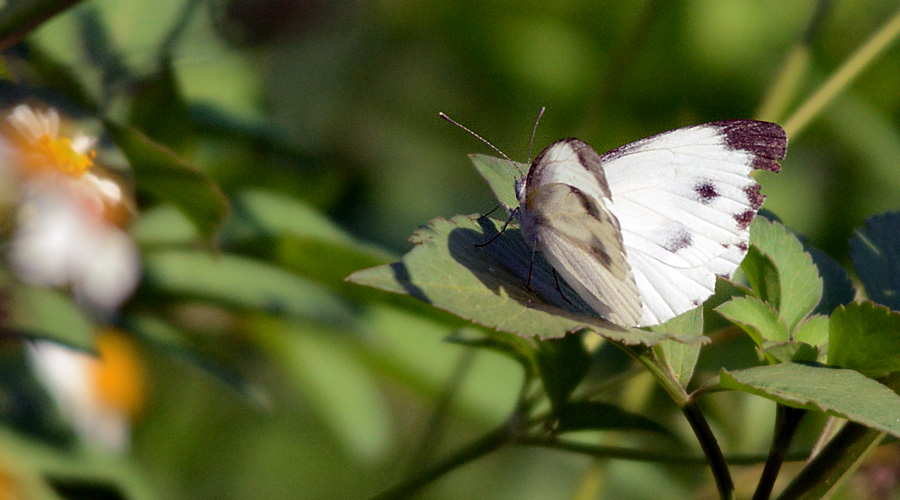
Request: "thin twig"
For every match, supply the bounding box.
[683,400,736,500]
[405,349,478,475]
[371,424,514,500]
[752,406,807,500]
[756,0,832,122]
[781,5,900,137]
[522,437,812,466]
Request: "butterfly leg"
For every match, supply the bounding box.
[475,207,518,248]
[524,245,537,292]
[479,204,502,219]
[551,269,573,306]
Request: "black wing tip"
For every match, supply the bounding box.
[710,119,788,172]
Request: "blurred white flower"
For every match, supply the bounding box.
[6,104,97,178]
[28,332,147,454]
[2,104,140,312]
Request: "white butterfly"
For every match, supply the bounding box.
[512,120,787,327]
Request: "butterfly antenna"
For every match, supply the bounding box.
[439,112,511,161]
[527,106,546,163]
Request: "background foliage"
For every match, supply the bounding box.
[3,0,900,499]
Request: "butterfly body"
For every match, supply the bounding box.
[513,120,787,328]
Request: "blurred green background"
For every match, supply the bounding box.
[4,0,900,499]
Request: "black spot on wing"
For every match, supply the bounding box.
[587,237,614,268]
[695,179,719,204]
[710,119,787,172]
[567,138,613,199]
[664,228,693,253]
[568,187,600,219]
[736,241,748,252]
[744,183,765,209]
[734,210,756,230]
[562,185,624,231]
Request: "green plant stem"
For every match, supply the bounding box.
[0,0,84,51]
[624,345,735,500]
[756,0,831,123]
[781,5,900,138]
[775,372,900,500]
[405,349,477,475]
[523,437,811,465]
[683,400,736,500]
[627,345,688,403]
[752,405,807,500]
[756,46,811,123]
[370,423,514,500]
[774,422,883,500]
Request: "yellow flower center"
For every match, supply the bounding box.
[24,134,96,177]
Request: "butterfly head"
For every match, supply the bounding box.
[513,172,529,209]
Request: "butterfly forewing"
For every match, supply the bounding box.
[600,120,787,326]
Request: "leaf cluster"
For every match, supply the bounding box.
[350,151,900,499]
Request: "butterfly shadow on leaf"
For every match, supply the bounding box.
[389,261,430,304]
[447,215,603,320]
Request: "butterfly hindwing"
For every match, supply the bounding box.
[517,138,643,327]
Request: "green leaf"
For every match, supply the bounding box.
[774,373,900,500]
[828,302,900,377]
[125,314,262,404]
[470,154,524,210]
[222,190,395,299]
[748,219,823,330]
[131,205,200,247]
[741,245,781,307]
[701,277,749,333]
[850,212,900,310]
[142,250,353,326]
[128,58,195,155]
[716,296,790,345]
[0,0,81,52]
[7,286,94,351]
[556,401,672,435]
[105,120,229,244]
[761,342,820,363]
[138,192,397,307]
[347,215,683,345]
[444,328,536,376]
[536,333,591,412]
[251,316,393,460]
[223,190,372,247]
[654,307,704,388]
[25,44,95,111]
[359,303,523,423]
[719,362,900,438]
[793,315,829,347]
